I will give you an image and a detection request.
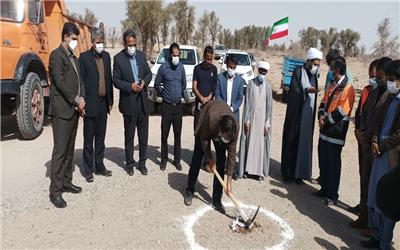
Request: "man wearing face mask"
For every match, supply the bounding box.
[48,22,85,208]
[154,43,186,171]
[281,48,322,184]
[79,28,113,183]
[215,55,244,123]
[349,59,378,232]
[315,57,355,206]
[184,99,238,213]
[324,49,354,92]
[237,61,273,181]
[113,29,152,176]
[361,60,400,250]
[351,57,393,235]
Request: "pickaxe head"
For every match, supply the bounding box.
[230,206,260,231]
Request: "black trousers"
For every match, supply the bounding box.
[187,138,227,204]
[358,144,374,223]
[83,98,108,176]
[318,138,343,201]
[50,112,79,196]
[123,102,149,168]
[161,102,182,163]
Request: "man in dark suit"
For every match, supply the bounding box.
[113,29,152,176]
[79,28,113,183]
[48,22,85,208]
[184,100,238,214]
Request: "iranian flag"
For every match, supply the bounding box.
[265,17,289,45]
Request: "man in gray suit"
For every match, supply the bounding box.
[48,22,85,208]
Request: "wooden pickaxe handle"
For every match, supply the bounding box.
[211,167,249,222]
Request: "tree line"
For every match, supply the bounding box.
[70,2,399,59]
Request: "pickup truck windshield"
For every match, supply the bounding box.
[224,54,250,66]
[157,48,196,65]
[1,0,24,22]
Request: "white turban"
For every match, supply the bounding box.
[257,61,271,70]
[307,47,323,60]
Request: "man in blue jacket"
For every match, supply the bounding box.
[154,43,187,171]
[215,55,244,123]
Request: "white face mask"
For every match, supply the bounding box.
[257,75,265,83]
[227,68,235,78]
[221,136,230,144]
[310,65,319,75]
[387,81,400,95]
[171,56,180,66]
[369,78,378,89]
[68,39,78,51]
[95,43,104,54]
[127,46,136,56]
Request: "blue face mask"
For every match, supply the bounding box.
[257,75,264,83]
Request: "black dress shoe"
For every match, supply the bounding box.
[85,175,94,183]
[322,198,337,206]
[175,162,182,171]
[258,176,265,181]
[360,237,380,249]
[349,204,361,214]
[94,169,112,177]
[126,167,134,176]
[138,165,148,175]
[212,202,226,214]
[63,183,82,194]
[243,174,248,179]
[49,194,67,208]
[312,190,326,197]
[160,161,167,171]
[184,191,193,206]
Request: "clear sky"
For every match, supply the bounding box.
[65,0,400,52]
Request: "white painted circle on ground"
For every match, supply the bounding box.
[183,202,294,250]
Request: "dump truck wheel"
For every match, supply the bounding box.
[16,72,44,139]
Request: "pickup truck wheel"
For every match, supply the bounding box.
[16,72,44,139]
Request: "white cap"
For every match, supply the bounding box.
[307,47,323,60]
[257,61,271,70]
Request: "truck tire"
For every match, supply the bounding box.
[16,72,44,139]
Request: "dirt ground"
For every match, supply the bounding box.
[1,49,399,249]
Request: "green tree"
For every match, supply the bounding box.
[83,8,97,26]
[122,0,162,55]
[208,11,221,47]
[298,27,320,49]
[372,18,400,58]
[197,11,210,48]
[319,27,339,54]
[339,29,360,57]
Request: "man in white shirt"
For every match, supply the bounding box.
[215,55,245,123]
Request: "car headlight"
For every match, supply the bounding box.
[186,74,193,82]
[246,70,253,77]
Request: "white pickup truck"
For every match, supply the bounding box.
[147,45,201,115]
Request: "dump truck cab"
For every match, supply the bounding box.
[1,0,92,139]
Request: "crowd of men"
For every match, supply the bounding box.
[47,22,399,249]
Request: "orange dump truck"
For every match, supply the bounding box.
[1,0,92,139]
